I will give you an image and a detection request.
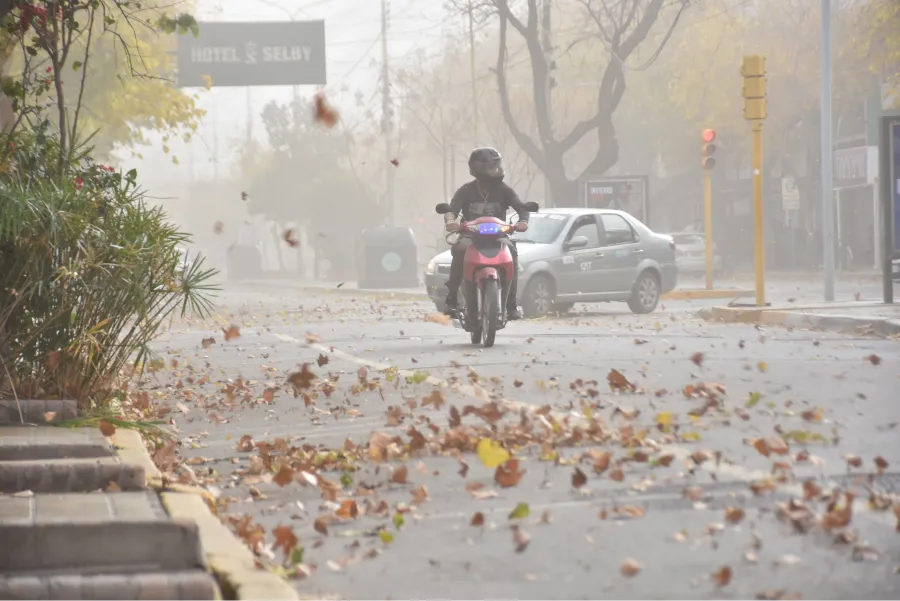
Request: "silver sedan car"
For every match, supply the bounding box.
[424,208,678,317]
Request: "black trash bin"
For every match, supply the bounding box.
[226,244,263,281]
[356,226,419,289]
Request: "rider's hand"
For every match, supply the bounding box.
[515,221,528,232]
[445,222,460,232]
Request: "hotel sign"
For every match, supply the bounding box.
[177,21,326,87]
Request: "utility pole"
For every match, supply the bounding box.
[820,0,835,301]
[741,55,768,306]
[381,0,395,226]
[541,0,553,206]
[467,0,478,143]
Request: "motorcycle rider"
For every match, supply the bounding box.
[443,147,530,320]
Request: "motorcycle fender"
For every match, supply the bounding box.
[475,267,499,288]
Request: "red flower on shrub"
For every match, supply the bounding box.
[74,177,84,190]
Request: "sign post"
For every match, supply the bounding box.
[879,116,900,304]
[176,21,327,88]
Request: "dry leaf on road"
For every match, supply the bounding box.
[620,558,642,577]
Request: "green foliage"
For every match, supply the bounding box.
[0,129,217,405]
[0,1,205,157]
[246,97,379,273]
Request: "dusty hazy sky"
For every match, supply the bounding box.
[133,0,450,189]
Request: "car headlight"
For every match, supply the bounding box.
[425,259,436,275]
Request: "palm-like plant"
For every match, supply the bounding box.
[0,131,218,406]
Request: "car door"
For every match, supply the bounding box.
[556,215,604,295]
[597,213,642,293]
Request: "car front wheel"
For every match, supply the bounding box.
[627,270,660,314]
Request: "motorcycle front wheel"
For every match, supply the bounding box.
[481,278,500,348]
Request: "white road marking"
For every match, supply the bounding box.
[270,332,895,524]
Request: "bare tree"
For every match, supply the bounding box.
[468,0,689,203]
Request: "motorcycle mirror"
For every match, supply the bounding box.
[524,201,539,212]
[435,203,452,214]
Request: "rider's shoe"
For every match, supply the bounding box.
[443,294,459,316]
[506,306,524,321]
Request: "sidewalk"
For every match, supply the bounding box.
[701,300,900,336]
[0,400,298,600]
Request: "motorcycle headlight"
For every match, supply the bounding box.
[425,259,436,275]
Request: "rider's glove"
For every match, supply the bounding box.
[515,221,528,232]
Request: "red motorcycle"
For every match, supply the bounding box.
[435,201,539,347]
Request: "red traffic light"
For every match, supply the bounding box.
[702,129,716,143]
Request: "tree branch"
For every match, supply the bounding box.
[494,9,544,168]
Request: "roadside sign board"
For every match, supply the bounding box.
[177,21,327,88]
[781,176,800,211]
[581,176,650,226]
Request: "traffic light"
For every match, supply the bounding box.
[701,129,717,170]
[741,55,767,120]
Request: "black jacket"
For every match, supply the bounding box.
[448,180,531,223]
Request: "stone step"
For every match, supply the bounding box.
[0,491,206,574]
[0,569,220,600]
[0,425,114,461]
[0,400,79,426]
[0,456,145,494]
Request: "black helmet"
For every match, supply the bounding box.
[468,147,505,182]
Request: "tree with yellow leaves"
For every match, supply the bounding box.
[0,1,203,159]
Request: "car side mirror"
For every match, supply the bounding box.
[435,203,452,214]
[524,201,539,212]
[565,235,589,249]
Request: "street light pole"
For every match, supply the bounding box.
[820,0,836,301]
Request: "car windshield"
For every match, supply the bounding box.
[511,213,568,244]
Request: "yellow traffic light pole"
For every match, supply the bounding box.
[703,169,713,290]
[752,120,764,307]
[700,129,717,290]
[742,55,767,307]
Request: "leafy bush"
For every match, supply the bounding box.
[0,130,217,405]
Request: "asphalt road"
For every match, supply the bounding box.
[149,285,900,600]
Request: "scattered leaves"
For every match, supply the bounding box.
[495,458,526,488]
[607,369,636,392]
[476,438,511,468]
[711,565,733,587]
[313,91,340,128]
[508,502,530,520]
[620,558,642,577]
[571,467,588,488]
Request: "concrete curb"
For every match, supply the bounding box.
[661,288,754,301]
[161,493,299,601]
[115,429,298,599]
[113,428,162,480]
[703,306,900,336]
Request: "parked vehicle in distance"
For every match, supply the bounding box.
[424,208,678,317]
[667,232,721,276]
